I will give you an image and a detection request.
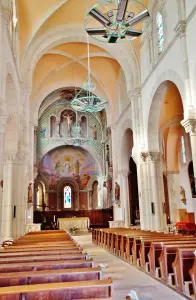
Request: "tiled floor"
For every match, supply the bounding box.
[73,234,187,300]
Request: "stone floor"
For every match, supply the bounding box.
[73,233,187,300]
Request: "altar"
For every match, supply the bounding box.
[57,217,90,232]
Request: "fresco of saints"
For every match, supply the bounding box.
[79,174,90,190]
[55,160,61,174]
[74,160,81,176]
[64,161,71,175]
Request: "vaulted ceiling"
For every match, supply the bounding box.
[17,0,149,111]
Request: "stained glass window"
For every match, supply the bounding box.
[156,12,164,53]
[181,136,187,164]
[64,186,72,208]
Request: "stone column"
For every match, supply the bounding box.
[137,153,152,230]
[182,119,196,183]
[119,171,130,227]
[146,152,166,231]
[0,115,8,239]
[2,154,17,241]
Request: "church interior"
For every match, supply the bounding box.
[0,0,196,299]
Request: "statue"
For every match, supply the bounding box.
[28,183,33,203]
[115,182,120,201]
[113,182,120,208]
[180,186,187,205]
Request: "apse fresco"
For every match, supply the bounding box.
[39,146,101,190]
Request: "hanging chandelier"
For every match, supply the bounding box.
[85,0,150,43]
[71,23,108,113]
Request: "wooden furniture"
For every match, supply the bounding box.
[58,217,89,231]
[93,227,196,298]
[0,267,102,287]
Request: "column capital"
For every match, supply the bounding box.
[174,21,186,37]
[128,87,142,101]
[181,119,196,135]
[147,152,160,162]
[140,152,160,162]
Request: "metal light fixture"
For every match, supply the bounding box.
[85,0,150,43]
[71,14,107,113]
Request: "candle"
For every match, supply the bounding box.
[53,215,56,222]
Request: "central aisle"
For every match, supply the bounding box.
[74,233,186,300]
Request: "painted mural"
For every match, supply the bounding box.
[38,146,101,190]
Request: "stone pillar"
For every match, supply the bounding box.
[137,153,152,230]
[146,152,166,231]
[119,171,130,227]
[0,115,8,240]
[2,154,16,241]
[182,119,196,183]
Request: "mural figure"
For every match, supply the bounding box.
[28,183,33,203]
[50,116,56,137]
[180,186,187,205]
[40,127,46,138]
[49,174,59,190]
[115,182,120,201]
[64,162,71,174]
[55,160,61,174]
[74,160,81,176]
[80,116,87,137]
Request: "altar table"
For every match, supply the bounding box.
[57,217,89,232]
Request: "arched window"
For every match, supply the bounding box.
[64,186,72,208]
[181,136,187,164]
[156,12,164,53]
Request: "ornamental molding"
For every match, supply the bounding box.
[174,21,186,37]
[128,88,142,101]
[181,119,196,135]
[140,152,160,163]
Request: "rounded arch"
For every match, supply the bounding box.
[147,75,185,152]
[21,25,139,93]
[121,128,134,171]
[57,177,79,210]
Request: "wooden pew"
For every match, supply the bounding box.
[148,239,196,276]
[172,248,195,294]
[0,267,102,287]
[189,256,196,298]
[0,278,113,299]
[159,243,196,283]
[0,259,94,273]
[0,253,88,264]
[140,237,196,272]
[0,249,83,257]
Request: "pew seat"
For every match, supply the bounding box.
[0,259,94,273]
[0,267,102,287]
[0,253,88,264]
[0,278,113,299]
[0,249,83,257]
